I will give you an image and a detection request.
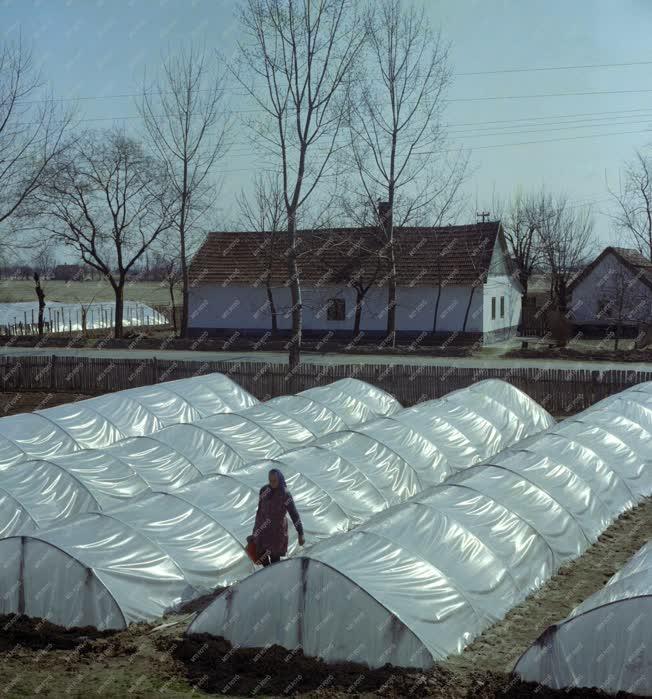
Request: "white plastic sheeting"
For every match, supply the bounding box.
[0,380,553,630]
[0,372,257,469]
[0,515,195,628]
[183,380,556,548]
[189,381,652,669]
[514,540,652,696]
[0,379,400,537]
[0,300,167,332]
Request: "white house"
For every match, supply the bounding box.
[188,221,522,343]
[569,246,652,329]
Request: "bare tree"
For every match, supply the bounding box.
[501,191,544,300]
[535,193,594,328]
[237,173,287,335]
[236,0,365,369]
[311,227,388,339]
[38,129,175,338]
[32,242,57,280]
[595,264,651,350]
[0,38,73,242]
[340,237,386,338]
[140,46,228,337]
[610,149,652,261]
[33,272,45,336]
[162,256,181,336]
[348,0,465,345]
[31,242,57,336]
[150,247,182,335]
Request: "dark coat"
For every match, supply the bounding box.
[252,485,303,557]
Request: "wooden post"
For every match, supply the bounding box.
[49,354,56,390]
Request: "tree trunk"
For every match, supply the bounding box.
[384,208,396,347]
[354,287,364,338]
[114,283,125,339]
[462,285,475,333]
[266,282,278,335]
[179,236,189,338]
[33,274,46,336]
[386,255,397,346]
[432,285,442,334]
[169,283,177,336]
[36,292,45,337]
[557,280,568,316]
[287,211,302,370]
[179,160,190,338]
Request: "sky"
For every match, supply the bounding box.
[4,0,652,253]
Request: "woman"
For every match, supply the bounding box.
[248,468,304,566]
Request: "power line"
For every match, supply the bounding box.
[456,59,652,76]
[448,87,652,103]
[445,107,652,130]
[178,113,652,157]
[16,86,652,128]
[445,126,652,152]
[15,58,652,106]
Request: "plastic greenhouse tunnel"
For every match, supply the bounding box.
[187,381,652,670]
[0,379,555,628]
[514,539,652,696]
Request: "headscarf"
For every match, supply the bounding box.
[268,468,287,493]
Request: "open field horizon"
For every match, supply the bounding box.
[0,280,178,307]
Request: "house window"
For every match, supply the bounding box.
[597,298,609,317]
[500,296,505,319]
[327,298,345,321]
[491,297,496,320]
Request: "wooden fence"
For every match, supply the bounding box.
[1,354,650,416]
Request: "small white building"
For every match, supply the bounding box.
[570,246,652,329]
[188,221,522,343]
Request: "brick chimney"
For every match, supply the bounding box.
[377,200,392,226]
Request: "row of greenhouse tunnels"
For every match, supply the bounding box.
[0,371,650,696]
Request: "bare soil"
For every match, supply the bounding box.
[0,390,92,416]
[1,500,650,697]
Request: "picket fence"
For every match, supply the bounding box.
[1,354,650,416]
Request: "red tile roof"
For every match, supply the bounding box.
[189,222,507,289]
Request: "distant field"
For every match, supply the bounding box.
[0,280,178,306]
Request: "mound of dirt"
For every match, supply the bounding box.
[466,671,642,698]
[174,587,225,615]
[167,633,456,696]
[0,613,115,652]
[168,634,641,698]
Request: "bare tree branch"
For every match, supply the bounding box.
[35,129,175,338]
[347,0,466,343]
[0,38,74,246]
[609,148,652,261]
[236,0,365,369]
[140,45,229,337]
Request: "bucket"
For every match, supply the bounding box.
[245,540,259,564]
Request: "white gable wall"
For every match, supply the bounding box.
[571,251,652,324]
[481,234,522,340]
[483,277,521,336]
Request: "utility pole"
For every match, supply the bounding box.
[476,211,490,223]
